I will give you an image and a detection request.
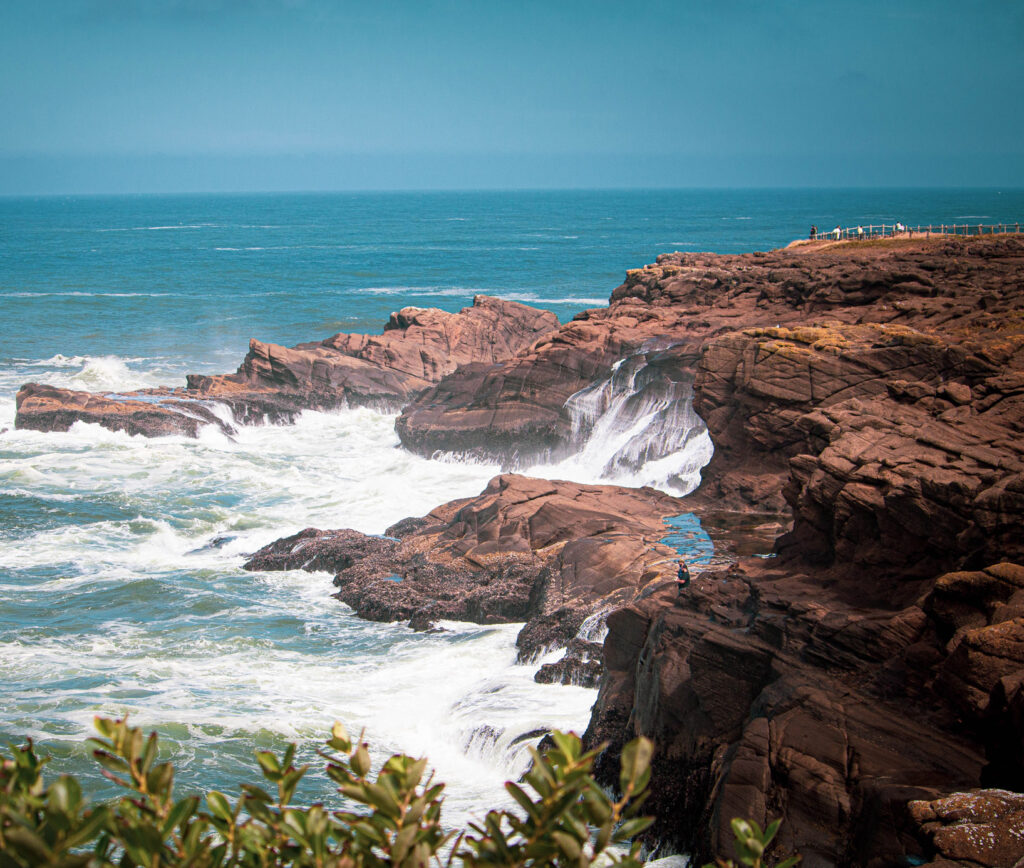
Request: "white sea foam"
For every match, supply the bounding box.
[524,352,713,495]
[2,401,588,822]
[0,343,696,826]
[351,285,480,297]
[3,354,182,395]
[95,224,218,232]
[348,286,605,308]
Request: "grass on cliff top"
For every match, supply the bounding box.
[787,233,1021,253]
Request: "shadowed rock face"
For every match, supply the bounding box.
[14,296,559,437]
[565,240,1024,866]
[243,473,688,664]
[584,559,1016,866]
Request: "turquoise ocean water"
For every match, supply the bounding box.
[1,188,1021,822]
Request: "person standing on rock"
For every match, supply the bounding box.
[676,560,691,596]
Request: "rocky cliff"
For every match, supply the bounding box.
[552,238,1021,867]
[387,237,1024,866]
[21,233,1024,865]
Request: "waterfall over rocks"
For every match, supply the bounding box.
[533,347,713,496]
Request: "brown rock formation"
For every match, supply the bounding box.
[397,238,1024,482]
[381,237,1024,865]
[244,473,687,666]
[563,240,1024,866]
[15,296,558,437]
[13,382,236,438]
[909,789,1024,867]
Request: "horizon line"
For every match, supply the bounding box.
[4,183,1024,200]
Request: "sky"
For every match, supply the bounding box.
[1,0,1022,193]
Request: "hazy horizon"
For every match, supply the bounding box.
[3,0,1022,195]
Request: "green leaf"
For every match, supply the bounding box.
[161,796,198,837]
[328,721,351,753]
[206,791,233,822]
[611,816,654,842]
[282,743,297,771]
[239,783,273,802]
[140,732,158,776]
[49,775,82,813]
[351,743,371,778]
[92,750,129,774]
[551,831,582,859]
[63,807,111,850]
[619,736,654,794]
[504,782,540,819]
[4,826,53,861]
[146,761,174,797]
[93,717,117,740]
[550,731,581,760]
[255,750,282,780]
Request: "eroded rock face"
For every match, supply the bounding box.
[13,383,237,438]
[584,560,1007,866]
[189,296,559,413]
[551,240,1024,865]
[15,296,559,438]
[397,238,1024,474]
[243,473,687,670]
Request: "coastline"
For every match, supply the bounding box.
[3,197,1024,865]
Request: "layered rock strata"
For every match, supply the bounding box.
[560,241,1024,865]
[244,473,687,674]
[397,238,1024,480]
[15,296,558,437]
[396,237,1023,865]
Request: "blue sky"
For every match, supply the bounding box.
[1,0,1022,193]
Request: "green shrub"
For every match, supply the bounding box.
[702,817,800,868]
[0,717,654,868]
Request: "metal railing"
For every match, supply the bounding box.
[809,222,1023,242]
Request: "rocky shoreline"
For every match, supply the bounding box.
[15,295,557,437]
[16,235,1024,867]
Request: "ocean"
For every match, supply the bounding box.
[1,188,1021,824]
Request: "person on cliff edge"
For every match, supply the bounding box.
[675,560,691,597]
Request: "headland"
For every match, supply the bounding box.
[15,233,1024,866]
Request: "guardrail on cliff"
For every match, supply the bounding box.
[811,222,1023,241]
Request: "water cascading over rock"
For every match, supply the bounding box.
[552,347,714,495]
